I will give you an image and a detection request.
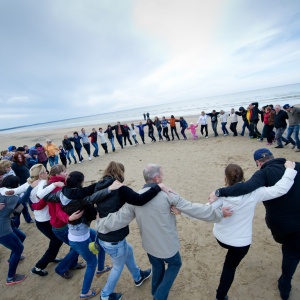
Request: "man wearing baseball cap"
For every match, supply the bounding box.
[209,148,300,300]
[283,104,300,152]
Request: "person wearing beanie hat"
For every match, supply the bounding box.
[209,149,300,300]
[26,149,39,169]
[283,104,300,152]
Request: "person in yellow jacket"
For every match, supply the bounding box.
[43,139,59,167]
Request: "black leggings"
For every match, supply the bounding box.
[35,220,63,270]
[75,147,83,161]
[216,240,250,300]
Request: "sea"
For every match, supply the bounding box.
[1,83,300,134]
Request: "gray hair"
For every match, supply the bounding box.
[143,164,162,183]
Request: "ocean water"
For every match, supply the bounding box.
[1,83,300,134]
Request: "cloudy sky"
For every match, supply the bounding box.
[1,0,300,128]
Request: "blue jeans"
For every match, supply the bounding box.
[275,127,288,146]
[240,121,250,136]
[52,226,79,271]
[109,138,115,151]
[98,239,140,298]
[212,122,218,136]
[147,251,182,300]
[91,142,99,156]
[66,148,77,163]
[0,230,25,278]
[221,122,229,134]
[48,155,59,167]
[286,125,300,148]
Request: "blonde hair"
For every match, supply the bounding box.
[27,164,47,184]
[0,160,13,173]
[102,161,125,182]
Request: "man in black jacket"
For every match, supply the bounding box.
[209,148,300,300]
[236,107,250,136]
[112,122,124,149]
[249,102,262,138]
[274,105,289,149]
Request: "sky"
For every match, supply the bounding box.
[0,0,300,129]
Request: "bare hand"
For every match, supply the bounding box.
[31,179,41,188]
[158,183,177,196]
[108,180,123,191]
[170,205,181,215]
[208,191,218,203]
[285,161,295,169]
[69,210,84,222]
[5,190,15,196]
[222,207,233,218]
[0,203,5,210]
[54,182,65,188]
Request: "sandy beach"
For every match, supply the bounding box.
[0,115,299,300]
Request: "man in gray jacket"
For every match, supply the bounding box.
[96,164,232,300]
[283,104,300,152]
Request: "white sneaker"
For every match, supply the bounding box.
[205,136,208,139]
[88,157,92,161]
[78,161,82,164]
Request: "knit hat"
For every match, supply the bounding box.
[283,104,290,109]
[253,148,273,161]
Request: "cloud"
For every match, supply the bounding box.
[0,0,299,128]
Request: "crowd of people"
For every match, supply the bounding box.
[0,102,299,300]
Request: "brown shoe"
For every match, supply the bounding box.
[58,270,73,279]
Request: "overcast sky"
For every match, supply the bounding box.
[1,0,300,128]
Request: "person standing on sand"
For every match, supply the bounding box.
[236,107,250,137]
[197,111,209,138]
[143,113,146,120]
[104,125,116,152]
[69,132,84,163]
[154,117,163,141]
[219,110,229,136]
[166,115,180,140]
[229,108,238,137]
[274,105,289,149]
[98,128,109,154]
[88,128,99,157]
[44,139,59,167]
[135,122,147,144]
[130,124,139,145]
[79,128,92,161]
[145,119,156,142]
[161,117,170,141]
[62,136,77,165]
[206,110,220,137]
[122,124,133,146]
[112,122,124,149]
[187,122,198,139]
[146,112,150,119]
[97,163,232,300]
[179,117,188,140]
[209,148,300,300]
[283,104,300,152]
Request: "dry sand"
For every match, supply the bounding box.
[0,116,299,300]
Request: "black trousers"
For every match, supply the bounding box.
[123,133,132,145]
[200,124,208,137]
[170,127,180,140]
[216,240,250,300]
[230,122,238,136]
[75,147,83,161]
[277,231,300,299]
[83,143,90,156]
[35,220,63,270]
[163,127,170,140]
[101,143,108,153]
[116,134,123,148]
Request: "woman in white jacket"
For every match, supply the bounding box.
[172,161,297,300]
